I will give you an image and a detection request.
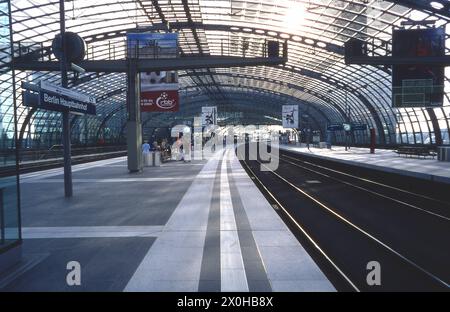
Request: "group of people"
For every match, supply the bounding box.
[141,137,190,163]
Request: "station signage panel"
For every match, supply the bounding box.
[202,106,217,126]
[352,123,368,131]
[28,80,97,115]
[282,105,299,129]
[327,124,344,131]
[343,123,352,132]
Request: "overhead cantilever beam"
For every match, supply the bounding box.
[389,0,450,17]
[13,56,287,73]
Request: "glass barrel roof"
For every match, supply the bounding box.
[3,0,450,147]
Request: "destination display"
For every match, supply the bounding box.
[392,27,445,107]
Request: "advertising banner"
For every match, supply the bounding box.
[128,32,180,112]
[140,71,179,112]
[202,106,217,126]
[127,32,178,59]
[282,105,298,129]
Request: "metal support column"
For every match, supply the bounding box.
[0,189,4,245]
[126,60,142,172]
[60,0,72,197]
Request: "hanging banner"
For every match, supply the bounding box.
[140,70,179,112]
[126,32,178,59]
[202,106,217,126]
[282,105,298,129]
[126,32,180,112]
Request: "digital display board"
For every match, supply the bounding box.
[392,27,445,108]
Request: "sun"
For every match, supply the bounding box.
[283,1,306,33]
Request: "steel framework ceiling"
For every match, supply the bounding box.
[3,0,450,147]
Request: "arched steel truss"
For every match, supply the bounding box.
[3,0,450,149]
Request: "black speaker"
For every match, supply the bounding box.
[344,38,367,64]
[345,39,367,57]
[52,32,86,63]
[267,41,280,58]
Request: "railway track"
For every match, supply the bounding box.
[238,146,450,291]
[279,154,450,221]
[0,150,126,177]
[278,153,450,221]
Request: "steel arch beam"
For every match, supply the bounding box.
[179,71,364,127]
[389,0,450,17]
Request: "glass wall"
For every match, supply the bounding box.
[0,0,21,253]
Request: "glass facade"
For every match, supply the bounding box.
[1,0,450,153]
[0,0,21,253]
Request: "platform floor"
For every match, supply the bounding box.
[0,150,334,292]
[281,144,450,184]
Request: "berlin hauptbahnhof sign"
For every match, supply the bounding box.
[37,80,96,115]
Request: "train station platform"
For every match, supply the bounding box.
[280,144,450,185]
[0,149,335,292]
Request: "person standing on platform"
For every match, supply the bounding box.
[142,140,151,153]
[142,140,151,166]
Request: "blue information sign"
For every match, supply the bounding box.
[327,124,344,131]
[351,123,367,131]
[24,81,97,115]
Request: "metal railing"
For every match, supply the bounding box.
[11,35,288,64]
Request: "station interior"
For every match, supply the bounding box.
[0,0,450,292]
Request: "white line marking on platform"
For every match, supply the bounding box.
[220,149,248,292]
[124,152,221,292]
[22,226,164,239]
[229,151,336,292]
[22,177,197,183]
[20,157,127,182]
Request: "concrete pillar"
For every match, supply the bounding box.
[127,60,143,172]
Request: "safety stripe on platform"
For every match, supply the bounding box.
[124,153,221,292]
[22,177,197,183]
[220,149,248,292]
[22,226,164,239]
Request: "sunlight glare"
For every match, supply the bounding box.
[283,1,306,33]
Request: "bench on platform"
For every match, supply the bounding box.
[395,146,437,159]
